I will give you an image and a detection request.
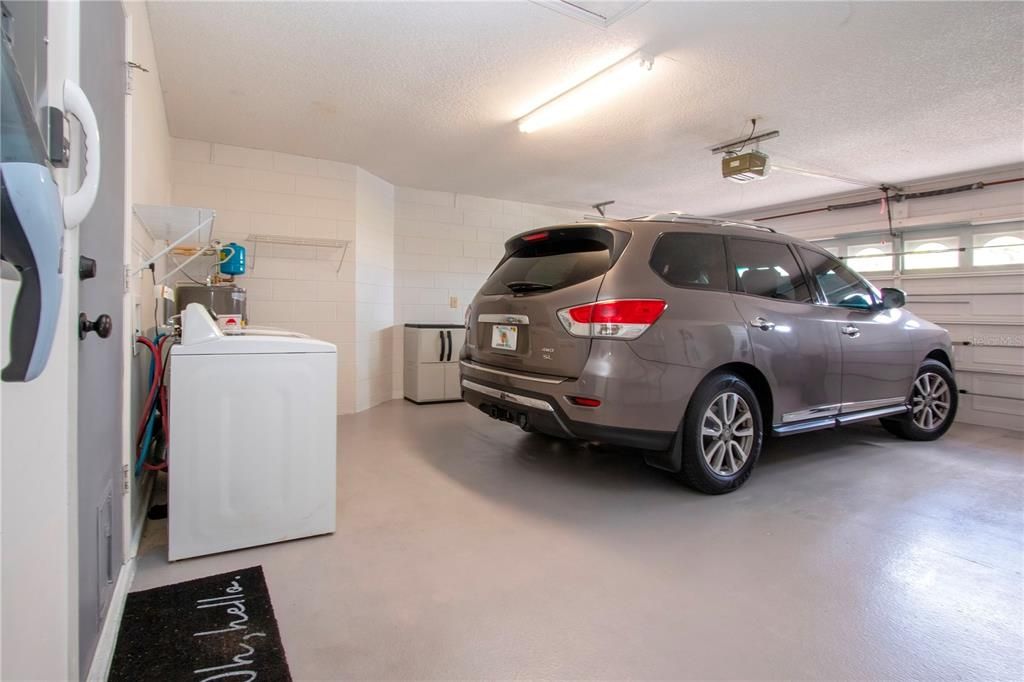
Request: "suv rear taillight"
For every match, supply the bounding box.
[557,299,667,340]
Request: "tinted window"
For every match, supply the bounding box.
[650,233,728,290]
[481,238,610,295]
[799,248,877,310]
[730,239,811,302]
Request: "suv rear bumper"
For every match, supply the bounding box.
[461,377,675,451]
[461,339,706,434]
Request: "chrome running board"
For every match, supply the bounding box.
[773,404,908,436]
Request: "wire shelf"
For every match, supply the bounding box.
[134,204,215,244]
[130,205,218,284]
[246,234,351,274]
[248,234,350,249]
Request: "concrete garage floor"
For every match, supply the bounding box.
[134,400,1024,680]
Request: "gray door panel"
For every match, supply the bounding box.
[825,307,915,408]
[731,294,843,424]
[77,1,125,675]
[794,247,917,409]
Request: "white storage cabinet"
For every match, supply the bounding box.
[404,324,465,403]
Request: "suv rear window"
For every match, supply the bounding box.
[650,233,728,290]
[480,237,611,295]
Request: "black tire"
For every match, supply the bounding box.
[879,359,958,441]
[675,373,764,495]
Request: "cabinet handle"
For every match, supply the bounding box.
[446,330,453,362]
[439,330,445,362]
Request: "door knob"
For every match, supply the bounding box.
[750,317,776,331]
[79,255,97,280]
[841,324,860,338]
[79,313,112,340]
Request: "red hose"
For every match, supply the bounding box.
[135,335,173,472]
[134,337,161,450]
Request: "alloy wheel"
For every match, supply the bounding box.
[911,372,951,431]
[700,392,755,475]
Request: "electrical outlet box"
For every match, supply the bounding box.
[133,302,142,355]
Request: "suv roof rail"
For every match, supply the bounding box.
[629,212,776,233]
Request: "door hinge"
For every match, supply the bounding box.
[123,264,131,292]
[122,464,130,494]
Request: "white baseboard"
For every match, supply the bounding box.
[85,473,155,681]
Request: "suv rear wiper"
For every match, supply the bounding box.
[505,280,553,293]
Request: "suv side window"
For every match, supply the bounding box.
[649,233,728,290]
[729,238,812,303]
[799,248,877,310]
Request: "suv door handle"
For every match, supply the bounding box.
[841,324,860,338]
[750,317,776,331]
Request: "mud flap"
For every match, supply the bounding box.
[643,428,683,472]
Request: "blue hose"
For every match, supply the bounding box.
[137,333,165,476]
[148,333,165,383]
[136,410,158,477]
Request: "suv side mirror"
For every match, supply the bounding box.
[880,287,906,309]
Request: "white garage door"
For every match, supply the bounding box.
[817,222,1024,431]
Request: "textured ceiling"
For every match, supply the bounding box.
[147,1,1024,217]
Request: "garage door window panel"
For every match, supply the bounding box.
[904,236,960,270]
[845,243,893,274]
[973,230,1024,267]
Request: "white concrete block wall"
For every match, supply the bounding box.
[169,138,359,413]
[354,169,396,411]
[167,140,590,406]
[392,188,586,396]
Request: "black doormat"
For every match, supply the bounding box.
[109,566,292,681]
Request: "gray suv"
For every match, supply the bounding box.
[460,214,958,494]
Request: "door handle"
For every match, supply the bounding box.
[841,324,860,338]
[750,317,776,331]
[62,80,101,229]
[439,330,445,362]
[79,313,112,340]
[446,330,453,362]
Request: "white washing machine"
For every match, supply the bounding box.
[168,304,337,560]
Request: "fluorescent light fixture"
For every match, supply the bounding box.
[518,52,654,134]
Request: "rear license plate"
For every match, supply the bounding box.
[491,324,518,351]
